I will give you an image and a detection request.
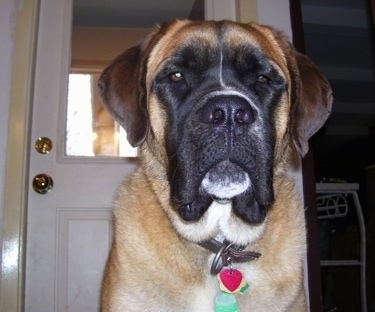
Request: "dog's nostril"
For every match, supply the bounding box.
[213,109,224,123]
[235,109,254,124]
[235,110,245,124]
[202,107,225,124]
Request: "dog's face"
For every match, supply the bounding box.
[151,22,292,225]
[99,20,332,244]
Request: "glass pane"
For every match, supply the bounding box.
[66,73,137,157]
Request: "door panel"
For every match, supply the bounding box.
[56,209,112,311]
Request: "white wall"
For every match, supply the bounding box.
[257,0,292,40]
[0,0,20,268]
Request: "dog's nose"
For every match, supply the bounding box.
[200,96,255,127]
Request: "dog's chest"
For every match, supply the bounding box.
[188,280,218,311]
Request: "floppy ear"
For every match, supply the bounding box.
[291,51,333,156]
[97,25,167,147]
[98,46,148,147]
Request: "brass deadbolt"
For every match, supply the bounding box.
[35,137,53,154]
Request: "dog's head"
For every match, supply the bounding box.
[99,20,332,243]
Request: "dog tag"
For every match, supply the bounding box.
[218,268,246,293]
[214,292,239,312]
[215,267,250,311]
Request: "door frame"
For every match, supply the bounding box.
[0,1,40,311]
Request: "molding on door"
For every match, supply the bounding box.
[0,1,40,311]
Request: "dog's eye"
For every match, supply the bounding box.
[170,72,184,82]
[257,75,268,84]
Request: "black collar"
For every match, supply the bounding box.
[199,239,261,274]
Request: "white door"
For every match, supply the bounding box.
[23,1,244,311]
[25,1,138,311]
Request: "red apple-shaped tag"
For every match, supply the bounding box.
[218,268,243,292]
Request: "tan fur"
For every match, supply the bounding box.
[98,20,332,311]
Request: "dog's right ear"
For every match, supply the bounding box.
[97,25,167,147]
[291,51,333,157]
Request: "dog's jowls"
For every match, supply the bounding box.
[98,20,332,311]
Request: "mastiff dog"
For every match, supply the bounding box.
[98,20,332,311]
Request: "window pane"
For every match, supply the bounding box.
[66,73,137,157]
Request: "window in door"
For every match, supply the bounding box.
[65,71,137,158]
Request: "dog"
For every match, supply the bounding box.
[98,19,332,311]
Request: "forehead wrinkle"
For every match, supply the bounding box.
[247,23,290,79]
[146,21,219,89]
[223,22,289,80]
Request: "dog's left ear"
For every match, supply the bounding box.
[97,23,170,147]
[291,51,333,157]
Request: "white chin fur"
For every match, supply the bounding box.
[201,172,250,199]
[170,171,263,246]
[171,201,266,246]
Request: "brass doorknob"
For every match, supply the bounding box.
[35,137,53,154]
[32,174,53,194]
